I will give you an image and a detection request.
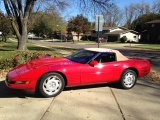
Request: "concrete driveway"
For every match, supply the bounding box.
[0,78,160,120]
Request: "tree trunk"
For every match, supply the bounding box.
[3,35,7,42]
[17,36,27,50]
[78,33,80,41]
[17,20,28,50]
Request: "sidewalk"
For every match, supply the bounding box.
[0,78,160,120]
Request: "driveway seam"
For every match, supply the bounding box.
[110,88,126,120]
[40,97,56,120]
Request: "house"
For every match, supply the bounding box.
[141,19,160,43]
[91,27,140,42]
[71,31,83,41]
[106,29,139,42]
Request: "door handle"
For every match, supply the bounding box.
[113,64,119,67]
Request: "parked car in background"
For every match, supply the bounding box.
[28,33,36,39]
[97,38,108,43]
[6,48,150,98]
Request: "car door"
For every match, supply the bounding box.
[80,52,122,84]
[97,62,122,82]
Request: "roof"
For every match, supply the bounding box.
[103,27,117,30]
[103,27,128,31]
[146,19,160,24]
[106,30,126,35]
[105,30,139,35]
[84,48,128,61]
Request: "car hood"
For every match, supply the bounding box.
[8,57,74,78]
[27,57,72,69]
[15,57,70,73]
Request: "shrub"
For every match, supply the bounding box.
[0,58,14,70]
[0,52,52,70]
[120,36,127,43]
[13,52,50,66]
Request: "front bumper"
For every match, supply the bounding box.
[5,77,36,93]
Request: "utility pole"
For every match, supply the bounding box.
[95,15,104,48]
[97,17,100,48]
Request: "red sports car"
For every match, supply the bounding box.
[6,48,150,97]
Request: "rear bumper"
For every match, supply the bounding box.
[138,60,151,77]
[139,69,150,77]
[139,65,151,77]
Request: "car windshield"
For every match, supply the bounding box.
[66,50,98,64]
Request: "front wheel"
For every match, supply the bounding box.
[120,69,137,89]
[39,73,65,98]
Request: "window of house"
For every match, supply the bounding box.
[94,52,116,63]
[151,24,155,27]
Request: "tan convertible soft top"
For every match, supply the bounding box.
[84,48,128,61]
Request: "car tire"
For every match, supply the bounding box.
[39,72,65,98]
[120,69,137,89]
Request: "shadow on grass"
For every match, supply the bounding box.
[1,42,17,51]
[0,46,16,51]
[0,45,51,51]
[52,46,78,51]
[27,46,51,51]
[0,49,14,51]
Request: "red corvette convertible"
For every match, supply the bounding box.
[6,48,150,97]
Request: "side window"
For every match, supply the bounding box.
[94,52,116,63]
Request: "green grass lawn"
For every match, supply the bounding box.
[125,44,160,50]
[0,38,62,61]
[0,38,76,78]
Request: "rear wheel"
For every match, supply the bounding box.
[120,69,137,89]
[39,73,65,98]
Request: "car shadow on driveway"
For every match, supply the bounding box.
[64,83,122,91]
[1,79,159,98]
[0,81,41,98]
[0,80,121,98]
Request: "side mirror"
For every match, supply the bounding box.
[89,60,98,67]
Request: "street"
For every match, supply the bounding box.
[30,40,160,71]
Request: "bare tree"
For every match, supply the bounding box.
[124,4,137,29]
[151,0,160,13]
[124,2,150,29]
[3,0,113,50]
[3,0,68,50]
[124,1,158,29]
[103,5,124,27]
[74,0,113,18]
[134,2,151,16]
[3,0,36,50]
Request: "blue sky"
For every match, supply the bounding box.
[117,0,153,8]
[62,0,154,21]
[0,0,155,19]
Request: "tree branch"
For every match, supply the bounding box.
[4,0,12,17]
[24,0,36,20]
[17,0,23,20]
[10,0,19,17]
